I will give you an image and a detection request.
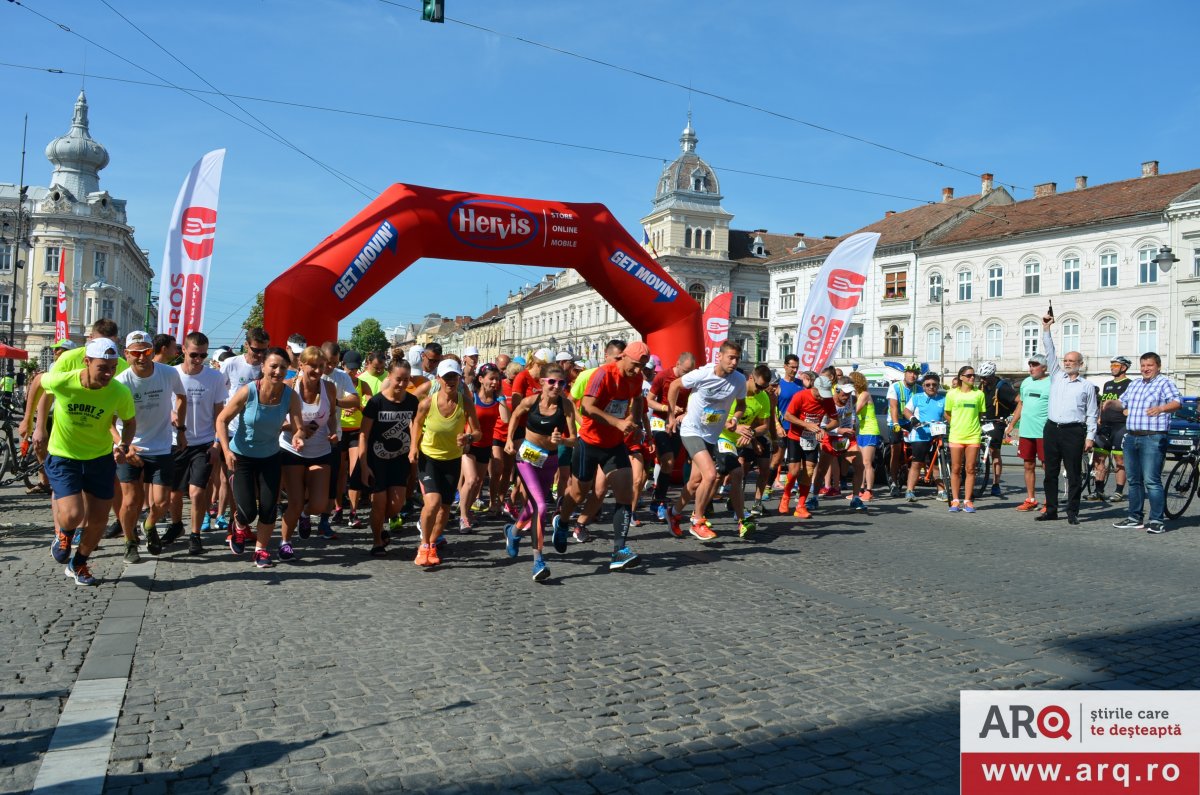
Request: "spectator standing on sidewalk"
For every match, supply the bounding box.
[1037,315,1097,525]
[1006,354,1051,512]
[1112,352,1181,535]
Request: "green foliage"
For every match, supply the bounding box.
[242,292,264,335]
[349,318,390,358]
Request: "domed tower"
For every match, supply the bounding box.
[45,91,109,199]
[639,115,733,260]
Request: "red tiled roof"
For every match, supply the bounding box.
[932,169,1200,247]
[727,230,827,264]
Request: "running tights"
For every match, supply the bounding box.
[514,453,558,551]
[232,452,282,526]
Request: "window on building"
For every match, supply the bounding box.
[101,298,114,321]
[1062,319,1080,351]
[0,244,11,273]
[1193,250,1200,278]
[1192,320,1200,355]
[45,246,60,274]
[840,325,862,359]
[985,323,1002,358]
[0,294,10,324]
[1062,257,1080,292]
[704,229,712,250]
[1097,315,1118,357]
[928,273,943,303]
[757,330,768,363]
[1137,313,1158,352]
[925,328,941,362]
[688,283,706,309]
[1139,247,1159,284]
[957,270,972,302]
[779,332,793,360]
[684,228,692,248]
[779,284,796,311]
[884,325,903,357]
[1022,322,1040,360]
[1100,250,1118,288]
[955,326,972,360]
[758,296,769,319]
[735,295,746,317]
[1023,260,1041,295]
[94,251,107,280]
[41,294,55,323]
[987,264,1003,299]
[884,271,907,300]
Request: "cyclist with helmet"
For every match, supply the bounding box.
[1091,356,1132,503]
[886,362,921,496]
[978,361,1017,498]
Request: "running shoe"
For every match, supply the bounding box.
[504,523,520,558]
[380,529,391,547]
[388,516,402,534]
[825,488,842,499]
[228,528,247,555]
[253,549,274,568]
[889,483,902,498]
[850,496,866,512]
[1110,492,1126,504]
[426,543,442,566]
[1146,522,1166,535]
[369,545,388,557]
[859,490,873,502]
[200,512,211,532]
[737,518,756,538]
[64,560,97,586]
[609,547,640,571]
[935,491,949,502]
[532,559,550,582]
[458,517,472,534]
[72,528,83,546]
[51,529,72,564]
[1085,492,1107,502]
[124,540,140,564]
[298,515,311,539]
[144,525,162,556]
[1015,499,1039,512]
[778,493,791,515]
[414,544,430,566]
[319,517,338,540]
[571,525,591,544]
[762,486,773,500]
[331,509,345,525]
[905,491,919,503]
[502,498,517,520]
[1112,517,1144,530]
[434,534,447,549]
[949,501,961,513]
[208,505,218,519]
[991,484,1003,498]
[689,519,717,542]
[188,534,204,556]
[103,520,122,540]
[216,514,229,531]
[278,542,296,561]
[666,505,684,538]
[162,522,185,546]
[818,487,834,497]
[471,499,489,513]
[793,503,811,519]
[348,512,364,529]
[656,503,668,523]
[963,501,976,514]
[804,496,819,512]
[551,515,569,553]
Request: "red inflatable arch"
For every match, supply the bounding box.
[263,184,703,366]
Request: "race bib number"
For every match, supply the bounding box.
[799,435,818,451]
[929,421,948,436]
[701,407,726,426]
[650,416,666,433]
[518,441,549,469]
[981,422,995,433]
[717,437,737,455]
[604,399,630,417]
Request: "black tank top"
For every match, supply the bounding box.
[526,395,567,436]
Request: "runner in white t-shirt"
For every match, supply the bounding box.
[665,341,751,541]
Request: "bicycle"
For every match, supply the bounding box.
[1164,436,1198,520]
[909,420,952,492]
[0,399,42,490]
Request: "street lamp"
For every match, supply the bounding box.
[1153,245,1179,273]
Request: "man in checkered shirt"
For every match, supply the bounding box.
[1111,352,1182,534]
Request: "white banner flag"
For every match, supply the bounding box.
[158,149,225,339]
[795,232,881,372]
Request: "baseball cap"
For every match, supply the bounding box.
[125,330,152,349]
[437,359,463,378]
[342,351,363,370]
[288,341,306,355]
[555,351,574,363]
[512,355,527,366]
[622,341,651,363]
[647,354,662,371]
[838,383,856,394]
[86,338,120,360]
[1028,354,1048,367]
[532,348,552,363]
[814,375,834,398]
[464,346,480,358]
[574,359,587,368]
[50,338,76,350]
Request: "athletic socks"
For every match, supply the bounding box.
[612,504,632,551]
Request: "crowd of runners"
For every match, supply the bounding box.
[24,314,1183,587]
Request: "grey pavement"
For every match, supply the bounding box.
[2,452,1199,794]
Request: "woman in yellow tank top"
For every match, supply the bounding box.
[409,360,480,567]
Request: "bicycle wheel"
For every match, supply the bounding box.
[937,441,952,491]
[15,440,41,490]
[974,448,991,498]
[1163,458,1198,520]
[0,435,13,485]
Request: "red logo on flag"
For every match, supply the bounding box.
[827,268,867,310]
[181,206,218,260]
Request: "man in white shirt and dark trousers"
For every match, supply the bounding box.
[1038,315,1097,525]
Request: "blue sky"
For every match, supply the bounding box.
[4,0,1199,345]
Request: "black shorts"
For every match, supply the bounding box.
[353,455,411,494]
[468,445,492,464]
[1095,424,1126,455]
[280,449,334,468]
[651,430,682,456]
[172,443,214,490]
[909,441,934,464]
[557,443,573,469]
[981,418,1007,450]
[572,440,630,483]
[338,429,361,451]
[117,453,175,486]
[418,454,461,502]
[786,437,819,465]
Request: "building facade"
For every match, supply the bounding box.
[0,92,154,368]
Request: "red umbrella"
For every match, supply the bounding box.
[0,343,29,360]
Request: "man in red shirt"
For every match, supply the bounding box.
[781,374,837,519]
[555,340,651,571]
[646,351,696,520]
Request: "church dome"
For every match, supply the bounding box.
[45,91,109,199]
[655,116,721,200]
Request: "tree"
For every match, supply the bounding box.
[349,318,390,357]
[242,291,264,336]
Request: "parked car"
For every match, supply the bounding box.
[1167,398,1200,460]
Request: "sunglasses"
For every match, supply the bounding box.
[961,374,976,379]
[248,346,267,355]
[544,378,566,387]
[187,352,207,360]
[126,349,153,358]
[923,382,939,388]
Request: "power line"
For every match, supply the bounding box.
[374,0,1027,193]
[0,61,941,207]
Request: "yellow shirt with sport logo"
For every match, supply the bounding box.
[40,370,136,460]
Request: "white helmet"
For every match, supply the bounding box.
[978,361,997,377]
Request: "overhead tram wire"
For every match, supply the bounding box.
[373,0,1027,194]
[9,0,378,201]
[0,62,943,209]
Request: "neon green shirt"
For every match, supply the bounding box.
[944,387,985,445]
[717,389,768,452]
[50,344,130,375]
[40,370,135,460]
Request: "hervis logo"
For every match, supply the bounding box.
[979,703,1072,741]
[826,268,867,310]
[449,199,538,250]
[181,206,218,261]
